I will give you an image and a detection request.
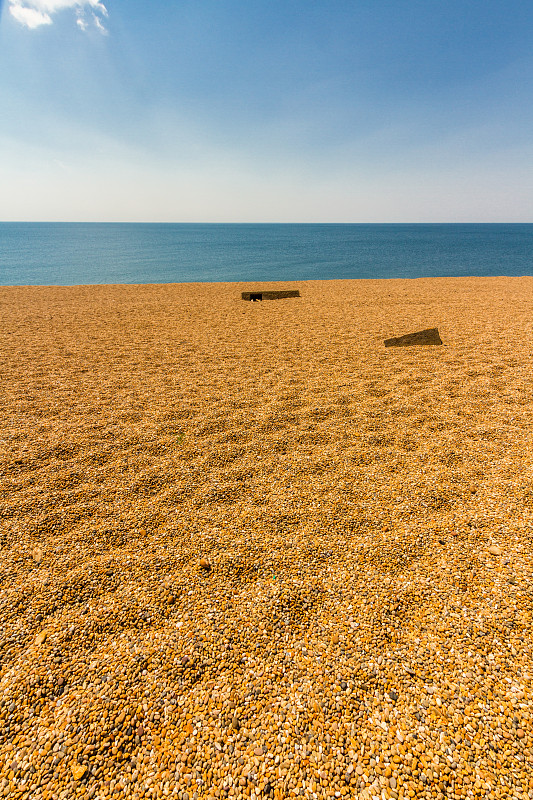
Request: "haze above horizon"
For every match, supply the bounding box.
[1,0,532,223]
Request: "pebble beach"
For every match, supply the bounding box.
[1,276,533,800]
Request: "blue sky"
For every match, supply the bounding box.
[0,0,532,221]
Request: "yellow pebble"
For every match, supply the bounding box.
[71,764,87,780]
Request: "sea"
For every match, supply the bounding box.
[0,223,532,286]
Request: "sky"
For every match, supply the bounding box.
[0,0,532,222]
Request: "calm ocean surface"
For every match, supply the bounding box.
[0,223,532,286]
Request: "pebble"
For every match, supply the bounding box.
[488,544,502,556]
[71,764,87,780]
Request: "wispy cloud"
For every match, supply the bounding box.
[9,0,108,32]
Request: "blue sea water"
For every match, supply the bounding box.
[0,223,531,286]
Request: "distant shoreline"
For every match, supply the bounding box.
[2,274,533,290]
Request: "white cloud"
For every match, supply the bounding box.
[9,0,108,31]
[9,5,52,27]
[92,12,107,33]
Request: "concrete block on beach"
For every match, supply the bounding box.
[384,327,443,347]
[241,290,300,301]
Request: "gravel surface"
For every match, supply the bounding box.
[1,278,532,800]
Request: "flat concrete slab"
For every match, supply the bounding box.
[384,327,443,347]
[241,290,300,301]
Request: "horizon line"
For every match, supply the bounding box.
[1,220,532,225]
